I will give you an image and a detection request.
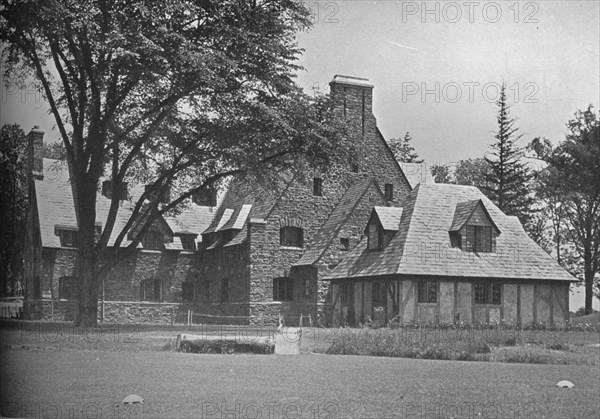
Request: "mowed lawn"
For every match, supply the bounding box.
[1,349,599,418]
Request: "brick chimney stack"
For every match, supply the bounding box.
[27,125,44,180]
[329,75,375,138]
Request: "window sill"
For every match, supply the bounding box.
[416,302,438,306]
[280,246,303,251]
[139,249,163,254]
[473,303,502,307]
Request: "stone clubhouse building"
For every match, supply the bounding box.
[24,75,576,327]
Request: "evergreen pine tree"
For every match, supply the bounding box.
[388,132,423,163]
[483,84,534,226]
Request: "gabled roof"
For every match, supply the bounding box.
[223,225,248,247]
[293,178,382,267]
[326,183,576,282]
[372,206,403,231]
[449,199,500,233]
[35,158,214,249]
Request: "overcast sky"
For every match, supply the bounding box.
[295,0,600,168]
[2,1,598,169]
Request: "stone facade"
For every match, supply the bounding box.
[192,76,412,325]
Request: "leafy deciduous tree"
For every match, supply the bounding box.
[529,105,600,313]
[0,124,27,297]
[1,0,345,325]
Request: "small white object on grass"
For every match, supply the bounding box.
[122,395,144,405]
[556,380,574,388]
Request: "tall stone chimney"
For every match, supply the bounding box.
[329,75,375,137]
[26,126,44,180]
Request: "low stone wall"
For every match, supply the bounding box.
[37,299,188,324]
[101,301,184,324]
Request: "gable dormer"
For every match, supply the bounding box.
[449,200,500,252]
[365,206,403,250]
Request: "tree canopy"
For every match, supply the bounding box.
[529,105,600,313]
[0,124,27,297]
[388,132,423,163]
[1,0,345,325]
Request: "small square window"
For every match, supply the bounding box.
[280,227,304,248]
[313,177,323,196]
[340,237,350,251]
[58,229,79,247]
[384,184,394,201]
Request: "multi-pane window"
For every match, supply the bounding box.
[474,283,501,305]
[280,227,303,248]
[58,229,79,247]
[313,177,323,196]
[368,223,381,250]
[417,281,437,303]
[466,225,492,252]
[142,231,164,250]
[384,183,394,201]
[220,278,229,303]
[59,276,77,299]
[182,280,194,302]
[372,281,387,306]
[273,277,293,301]
[140,278,162,301]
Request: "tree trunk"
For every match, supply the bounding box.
[584,249,594,314]
[75,182,100,327]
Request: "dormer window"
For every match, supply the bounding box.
[466,225,492,253]
[177,234,197,251]
[449,200,499,253]
[368,223,381,250]
[142,231,164,250]
[58,229,78,248]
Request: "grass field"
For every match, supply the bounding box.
[1,349,599,418]
[1,323,599,418]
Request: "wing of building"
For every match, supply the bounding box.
[23,75,575,326]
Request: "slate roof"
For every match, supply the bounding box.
[449,199,499,233]
[201,177,289,238]
[293,178,382,266]
[373,206,403,231]
[326,183,576,282]
[35,158,215,249]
